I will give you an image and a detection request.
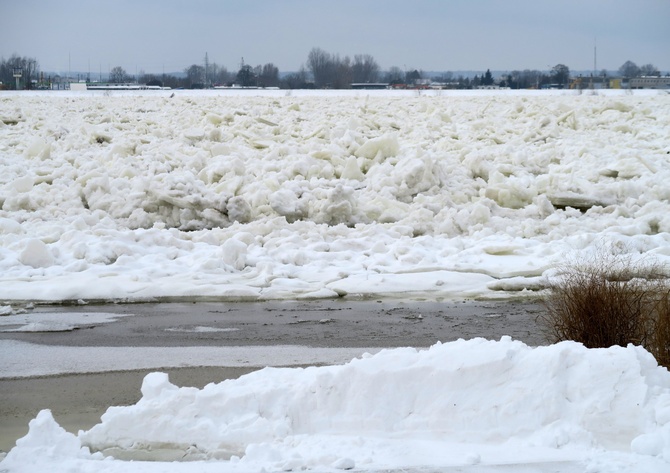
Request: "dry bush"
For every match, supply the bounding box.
[541,248,670,368]
[651,294,670,368]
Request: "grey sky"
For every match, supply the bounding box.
[1,0,668,75]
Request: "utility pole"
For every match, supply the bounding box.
[204,52,209,88]
[593,38,597,76]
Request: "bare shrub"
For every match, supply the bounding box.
[541,247,670,367]
[651,294,670,368]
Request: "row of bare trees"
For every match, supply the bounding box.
[618,60,660,79]
[2,50,664,91]
[129,61,280,89]
[0,54,40,90]
[306,48,380,88]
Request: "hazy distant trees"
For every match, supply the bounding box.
[257,63,279,87]
[384,66,405,84]
[281,67,311,89]
[306,48,380,88]
[507,70,543,89]
[639,63,660,76]
[1,54,40,89]
[482,69,494,86]
[307,48,334,88]
[405,69,422,84]
[7,49,665,92]
[207,63,232,86]
[618,60,640,79]
[352,54,380,83]
[499,69,569,89]
[139,73,163,87]
[109,66,128,83]
[181,62,233,88]
[618,60,659,79]
[551,64,570,86]
[162,74,185,89]
[185,64,205,88]
[236,64,256,86]
[332,55,353,88]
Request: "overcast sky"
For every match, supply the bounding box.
[1,0,668,75]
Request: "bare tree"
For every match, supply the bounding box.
[432,71,454,83]
[281,66,310,89]
[1,55,41,89]
[236,64,256,86]
[139,72,163,87]
[184,64,205,88]
[551,64,570,87]
[618,60,640,79]
[210,63,231,85]
[307,48,383,88]
[307,47,334,88]
[352,54,380,83]
[639,63,659,76]
[384,66,404,84]
[332,55,352,89]
[109,66,128,83]
[405,69,422,85]
[508,69,545,89]
[258,63,279,87]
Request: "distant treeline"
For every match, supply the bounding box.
[0,50,664,90]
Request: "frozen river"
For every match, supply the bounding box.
[2,89,670,472]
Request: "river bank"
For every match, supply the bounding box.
[0,299,547,453]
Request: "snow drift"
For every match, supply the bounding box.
[3,338,670,472]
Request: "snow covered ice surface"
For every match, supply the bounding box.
[0,311,130,332]
[2,89,670,471]
[1,89,670,304]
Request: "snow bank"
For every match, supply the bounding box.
[1,90,669,303]
[3,338,670,472]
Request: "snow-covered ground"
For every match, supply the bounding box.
[1,89,670,471]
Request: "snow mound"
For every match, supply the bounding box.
[5,338,670,471]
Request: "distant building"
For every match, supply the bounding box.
[629,76,670,89]
[70,83,169,91]
[477,85,510,90]
[350,83,389,90]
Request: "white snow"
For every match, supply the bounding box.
[1,89,669,303]
[2,89,670,472]
[3,338,670,472]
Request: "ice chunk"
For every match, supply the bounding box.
[140,372,178,400]
[23,138,51,159]
[341,156,365,180]
[227,196,251,223]
[354,133,399,160]
[19,239,54,268]
[221,237,248,270]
